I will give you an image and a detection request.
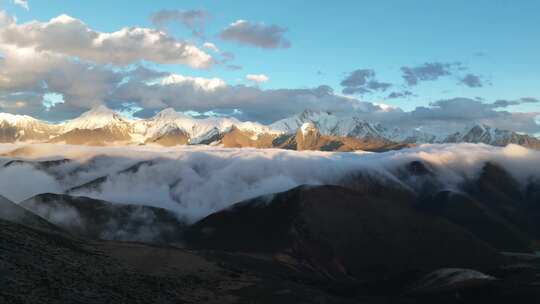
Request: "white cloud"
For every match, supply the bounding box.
[245,74,269,83]
[160,74,227,91]
[0,13,212,68]
[202,42,219,53]
[13,0,29,10]
[1,143,539,222]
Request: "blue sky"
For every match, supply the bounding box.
[0,0,538,134]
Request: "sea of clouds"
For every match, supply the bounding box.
[0,143,539,223]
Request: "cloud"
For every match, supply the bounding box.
[493,97,539,108]
[112,79,374,123]
[340,69,392,95]
[401,62,460,86]
[460,73,483,88]
[0,13,212,68]
[219,20,290,49]
[202,42,219,53]
[0,12,537,134]
[226,64,242,71]
[160,74,227,91]
[150,9,208,38]
[405,98,540,134]
[386,90,414,99]
[2,143,540,223]
[245,74,269,84]
[0,163,61,202]
[13,0,29,10]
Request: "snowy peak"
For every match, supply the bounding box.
[300,122,318,137]
[62,105,130,132]
[152,108,190,120]
[442,123,540,149]
[0,113,40,125]
[0,108,537,149]
[0,112,58,141]
[270,110,387,140]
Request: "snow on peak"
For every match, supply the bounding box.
[152,108,193,121]
[0,112,39,125]
[62,105,130,131]
[300,122,317,137]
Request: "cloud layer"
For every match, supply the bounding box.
[1,143,539,223]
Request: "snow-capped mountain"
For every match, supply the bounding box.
[269,109,540,149]
[382,127,441,144]
[52,106,133,145]
[0,106,538,150]
[270,109,435,142]
[443,124,540,149]
[0,113,59,142]
[270,109,386,139]
[134,108,279,144]
[61,105,132,132]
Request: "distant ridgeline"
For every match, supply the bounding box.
[0,107,538,151]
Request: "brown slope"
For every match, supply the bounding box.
[145,128,189,146]
[214,124,412,152]
[185,185,503,280]
[219,126,276,148]
[50,127,132,145]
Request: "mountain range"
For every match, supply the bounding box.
[0,106,538,150]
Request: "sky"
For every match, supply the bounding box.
[0,0,538,135]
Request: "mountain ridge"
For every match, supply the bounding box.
[0,106,538,150]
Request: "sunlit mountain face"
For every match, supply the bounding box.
[1,1,540,303]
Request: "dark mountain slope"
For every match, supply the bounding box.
[20,193,185,244]
[185,185,503,280]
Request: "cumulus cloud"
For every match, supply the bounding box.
[340,69,392,95]
[0,13,212,68]
[245,74,269,83]
[219,20,291,49]
[13,0,29,10]
[150,9,208,38]
[1,143,539,222]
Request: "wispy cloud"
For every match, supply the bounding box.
[340,69,391,95]
[219,20,290,49]
[150,9,209,38]
[13,0,29,11]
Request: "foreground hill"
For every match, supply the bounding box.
[185,185,502,280]
[2,182,540,303]
[0,195,59,231]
